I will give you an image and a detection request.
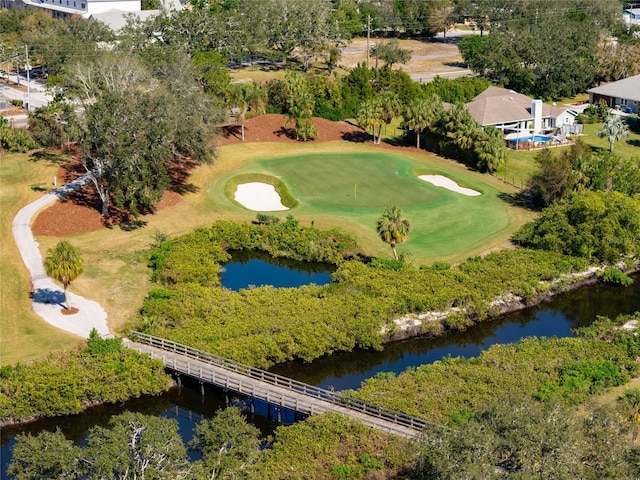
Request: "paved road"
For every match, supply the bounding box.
[12,174,111,339]
[1,74,52,118]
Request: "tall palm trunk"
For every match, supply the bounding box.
[63,283,70,309]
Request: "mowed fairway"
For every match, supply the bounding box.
[211,145,533,264]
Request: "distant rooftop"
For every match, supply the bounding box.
[465,86,566,126]
[587,75,640,103]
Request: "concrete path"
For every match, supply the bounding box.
[12,174,111,338]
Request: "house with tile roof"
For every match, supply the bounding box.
[587,75,640,114]
[464,86,577,136]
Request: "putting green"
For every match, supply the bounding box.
[214,150,530,264]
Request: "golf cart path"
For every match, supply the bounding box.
[12,174,111,338]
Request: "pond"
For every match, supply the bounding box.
[220,250,335,291]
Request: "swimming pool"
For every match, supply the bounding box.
[510,135,552,144]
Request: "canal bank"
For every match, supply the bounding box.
[382,264,627,342]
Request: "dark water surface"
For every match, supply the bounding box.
[2,273,639,477]
[270,273,640,390]
[220,250,335,291]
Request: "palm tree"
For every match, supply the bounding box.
[376,206,411,260]
[378,91,402,141]
[357,99,383,144]
[44,240,84,311]
[474,126,508,173]
[283,71,317,141]
[230,83,266,142]
[403,95,442,149]
[598,114,630,152]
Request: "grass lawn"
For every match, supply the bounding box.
[497,149,541,190]
[581,122,640,157]
[0,151,81,366]
[7,141,533,364]
[497,119,640,189]
[206,142,535,265]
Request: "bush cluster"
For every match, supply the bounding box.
[136,221,590,369]
[349,314,640,422]
[512,191,640,263]
[0,331,171,422]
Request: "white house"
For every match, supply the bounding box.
[464,86,577,136]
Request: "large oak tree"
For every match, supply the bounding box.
[68,52,221,218]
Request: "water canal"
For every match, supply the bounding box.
[2,272,639,476]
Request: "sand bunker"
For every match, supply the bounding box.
[418,175,481,196]
[234,182,289,211]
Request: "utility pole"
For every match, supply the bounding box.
[25,45,31,112]
[366,15,371,69]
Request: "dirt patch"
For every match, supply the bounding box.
[219,113,365,145]
[340,37,470,81]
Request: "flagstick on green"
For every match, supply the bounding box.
[354,183,358,201]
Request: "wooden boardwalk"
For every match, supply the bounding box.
[125,332,438,439]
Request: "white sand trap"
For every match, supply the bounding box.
[235,182,289,211]
[418,175,481,196]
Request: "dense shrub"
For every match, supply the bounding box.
[254,213,280,225]
[137,221,593,368]
[578,99,609,124]
[85,328,123,356]
[0,342,171,422]
[148,229,230,286]
[419,76,491,104]
[601,267,634,286]
[512,191,640,262]
[255,412,412,479]
[349,320,640,422]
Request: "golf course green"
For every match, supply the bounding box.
[214,150,531,265]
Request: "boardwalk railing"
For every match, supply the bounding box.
[129,331,442,436]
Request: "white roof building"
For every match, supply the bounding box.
[0,0,181,30]
[1,0,141,18]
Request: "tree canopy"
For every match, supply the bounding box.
[67,52,221,218]
[456,0,622,98]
